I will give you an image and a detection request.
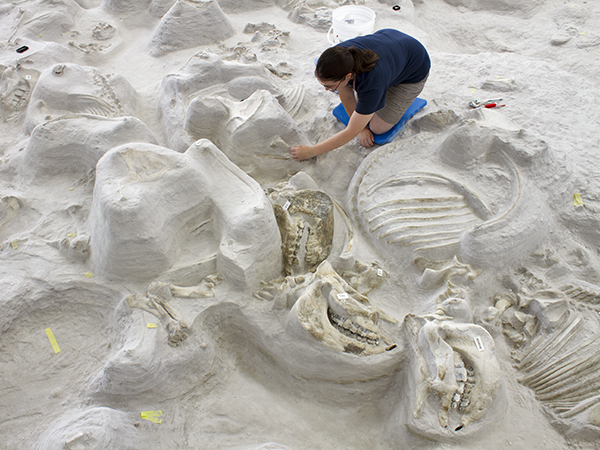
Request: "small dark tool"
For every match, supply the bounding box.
[392,5,401,10]
[16,46,29,53]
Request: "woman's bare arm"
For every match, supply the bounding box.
[290,111,374,160]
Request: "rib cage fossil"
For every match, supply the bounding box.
[357,172,491,256]
[499,272,600,434]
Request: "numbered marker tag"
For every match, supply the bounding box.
[336,292,349,300]
[474,336,485,352]
[147,323,158,328]
[283,200,291,210]
[377,269,383,277]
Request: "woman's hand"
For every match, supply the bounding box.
[358,128,374,147]
[290,145,314,161]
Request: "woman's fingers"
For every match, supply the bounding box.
[290,145,310,161]
[358,129,374,147]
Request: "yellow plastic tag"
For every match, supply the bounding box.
[141,410,163,423]
[70,187,74,191]
[85,271,93,278]
[147,323,158,328]
[10,240,18,250]
[574,193,584,207]
[470,88,476,93]
[45,328,61,353]
[67,232,77,238]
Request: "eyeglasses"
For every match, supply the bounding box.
[322,79,343,92]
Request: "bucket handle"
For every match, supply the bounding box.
[327,25,337,45]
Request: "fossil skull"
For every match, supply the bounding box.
[402,300,504,440]
[285,260,398,355]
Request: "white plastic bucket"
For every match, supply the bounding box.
[327,6,376,44]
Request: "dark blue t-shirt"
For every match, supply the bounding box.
[338,29,430,115]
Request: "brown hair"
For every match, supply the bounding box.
[315,46,379,81]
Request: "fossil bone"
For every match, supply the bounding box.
[340,260,386,295]
[283,260,397,355]
[402,291,503,440]
[126,275,221,346]
[347,116,548,269]
[269,189,334,276]
[159,52,289,149]
[0,66,32,122]
[498,270,600,437]
[415,255,481,289]
[127,284,189,347]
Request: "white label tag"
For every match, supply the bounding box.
[377,268,383,277]
[474,336,485,351]
[337,292,349,300]
[283,200,291,210]
[25,75,31,80]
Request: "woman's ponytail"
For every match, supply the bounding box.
[347,47,378,73]
[315,46,379,81]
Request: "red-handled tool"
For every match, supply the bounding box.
[469,98,503,108]
[484,103,505,108]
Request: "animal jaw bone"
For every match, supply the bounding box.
[269,189,334,276]
[286,260,398,355]
[403,303,503,439]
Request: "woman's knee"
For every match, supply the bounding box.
[369,115,394,134]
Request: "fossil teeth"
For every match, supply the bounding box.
[327,309,380,345]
